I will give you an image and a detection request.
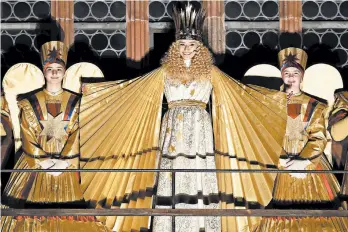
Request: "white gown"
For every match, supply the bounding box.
[153,70,221,232]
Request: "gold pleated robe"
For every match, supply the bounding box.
[1,89,110,232]
[256,93,348,231]
[1,95,13,167]
[329,91,348,197]
[79,66,288,231]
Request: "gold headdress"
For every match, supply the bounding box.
[172,3,206,41]
[278,47,308,73]
[40,41,68,70]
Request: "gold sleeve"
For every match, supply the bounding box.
[299,104,327,164]
[1,95,13,167]
[1,95,10,118]
[1,96,10,136]
[60,99,80,168]
[329,92,348,141]
[211,67,287,209]
[330,116,348,141]
[19,100,48,168]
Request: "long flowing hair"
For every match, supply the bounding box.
[161,41,213,84]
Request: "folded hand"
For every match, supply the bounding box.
[279,158,311,179]
[48,160,70,177]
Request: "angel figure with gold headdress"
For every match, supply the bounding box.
[1,41,110,231]
[78,4,289,232]
[254,47,348,231]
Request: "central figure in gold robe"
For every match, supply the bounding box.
[79,4,288,232]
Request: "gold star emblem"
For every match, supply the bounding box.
[168,145,176,153]
[176,113,183,121]
[190,89,195,96]
[285,115,304,141]
[40,113,69,143]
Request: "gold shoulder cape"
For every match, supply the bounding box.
[79,66,287,231]
[211,67,287,230]
[80,68,165,230]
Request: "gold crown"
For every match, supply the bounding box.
[172,3,206,41]
[278,47,308,71]
[40,41,68,69]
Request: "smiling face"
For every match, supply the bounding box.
[281,67,303,93]
[44,63,65,86]
[178,39,199,60]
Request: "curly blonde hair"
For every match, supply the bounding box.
[161,41,213,83]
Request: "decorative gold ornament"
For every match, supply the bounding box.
[41,41,68,69]
[172,3,206,42]
[278,47,308,71]
[40,113,68,143]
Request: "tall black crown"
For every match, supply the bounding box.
[172,3,206,42]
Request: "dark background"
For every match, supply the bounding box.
[1,0,348,193]
[1,0,348,85]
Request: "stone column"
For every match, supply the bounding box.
[50,0,74,47]
[202,0,225,62]
[279,0,302,33]
[279,0,303,48]
[126,0,149,68]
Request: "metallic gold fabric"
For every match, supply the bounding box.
[330,91,348,142]
[1,88,112,231]
[3,90,82,204]
[283,94,327,162]
[4,155,83,204]
[274,156,340,202]
[255,93,347,231]
[2,63,45,151]
[256,217,348,232]
[211,67,287,231]
[168,99,206,109]
[1,216,110,232]
[273,94,341,203]
[80,68,165,231]
[278,47,308,70]
[1,95,10,118]
[329,91,348,197]
[0,123,5,137]
[1,95,11,137]
[80,66,288,231]
[40,41,68,68]
[331,117,348,142]
[1,95,13,167]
